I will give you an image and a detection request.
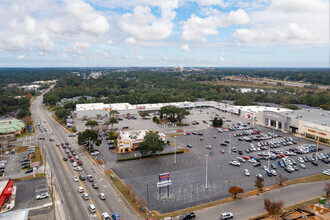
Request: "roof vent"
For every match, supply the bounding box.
[321,123,326,126]
[321,113,324,116]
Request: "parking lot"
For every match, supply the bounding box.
[75,108,329,213]
[14,178,51,210]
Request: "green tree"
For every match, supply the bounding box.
[85,120,99,130]
[139,111,149,118]
[55,107,71,121]
[78,129,101,152]
[175,108,190,124]
[109,110,119,117]
[138,132,164,156]
[96,114,101,120]
[43,94,60,106]
[108,130,117,140]
[212,117,223,127]
[106,117,118,128]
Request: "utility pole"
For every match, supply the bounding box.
[205,153,209,189]
[228,134,231,154]
[174,136,177,164]
[146,182,150,215]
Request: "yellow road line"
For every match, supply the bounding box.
[54,144,68,173]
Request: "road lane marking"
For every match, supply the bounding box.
[177,187,181,200]
[54,144,68,173]
[190,185,192,201]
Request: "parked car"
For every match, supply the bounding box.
[179,212,195,220]
[244,169,250,176]
[186,144,192,148]
[88,204,96,213]
[36,192,49,200]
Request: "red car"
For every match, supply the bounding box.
[242,156,250,160]
[220,143,227,146]
[221,149,225,154]
[279,154,286,158]
[78,160,83,166]
[293,141,297,144]
[70,158,74,163]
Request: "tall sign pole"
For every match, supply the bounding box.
[174,136,177,164]
[205,154,209,189]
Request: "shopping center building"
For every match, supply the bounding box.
[257,108,330,145]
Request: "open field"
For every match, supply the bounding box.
[200,77,329,92]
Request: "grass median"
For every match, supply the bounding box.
[12,173,46,182]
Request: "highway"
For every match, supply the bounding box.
[31,93,139,220]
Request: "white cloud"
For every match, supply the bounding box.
[65,0,109,35]
[182,9,249,42]
[271,0,326,13]
[119,3,177,41]
[16,55,25,60]
[25,16,36,33]
[191,0,226,7]
[181,44,190,51]
[106,39,114,44]
[125,37,137,44]
[73,42,91,53]
[233,0,328,46]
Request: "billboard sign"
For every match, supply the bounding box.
[159,173,170,182]
[31,162,39,167]
[28,125,33,133]
[157,180,171,188]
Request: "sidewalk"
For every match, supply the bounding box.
[196,180,330,219]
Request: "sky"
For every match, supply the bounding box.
[0,0,329,67]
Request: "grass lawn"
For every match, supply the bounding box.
[12,173,46,182]
[31,146,43,166]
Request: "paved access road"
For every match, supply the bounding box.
[31,93,139,220]
[196,180,329,219]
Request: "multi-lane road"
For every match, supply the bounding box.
[31,93,138,220]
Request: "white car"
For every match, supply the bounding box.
[248,159,256,163]
[75,155,79,160]
[205,145,212,149]
[263,166,268,171]
[91,151,100,156]
[73,176,79,182]
[256,174,263,178]
[99,193,106,200]
[299,163,306,169]
[244,169,250,176]
[271,170,277,176]
[221,212,233,219]
[298,157,304,163]
[74,166,83,171]
[72,162,77,167]
[229,160,240,166]
[36,192,49,200]
[102,212,111,220]
[78,186,84,193]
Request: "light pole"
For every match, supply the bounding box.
[146,182,150,215]
[174,136,177,164]
[228,134,231,154]
[205,153,209,189]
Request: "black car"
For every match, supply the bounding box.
[179,212,196,220]
[186,144,192,148]
[21,164,30,169]
[311,161,318,166]
[63,157,68,161]
[79,175,86,180]
[25,168,33,174]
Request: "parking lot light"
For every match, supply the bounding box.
[174,136,177,164]
[205,154,209,189]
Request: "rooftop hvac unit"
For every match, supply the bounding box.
[321,123,326,126]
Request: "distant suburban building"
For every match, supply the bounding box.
[116,130,167,153]
[0,119,25,139]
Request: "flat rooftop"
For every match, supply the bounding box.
[286,108,330,127]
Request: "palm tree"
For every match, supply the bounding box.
[109,110,119,117]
